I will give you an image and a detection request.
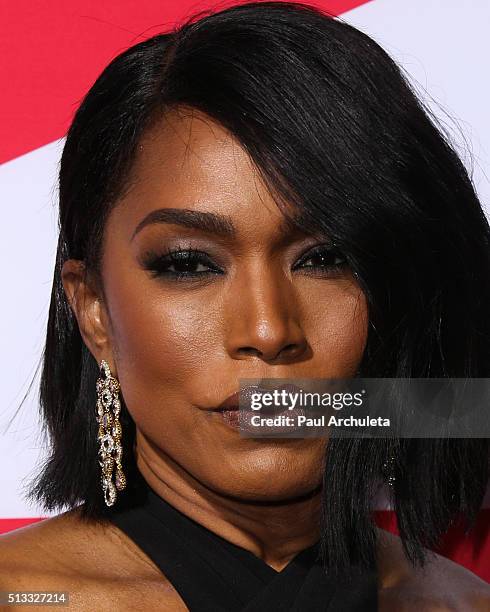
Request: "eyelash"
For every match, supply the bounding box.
[142,244,348,282]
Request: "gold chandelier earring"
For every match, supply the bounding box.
[96,359,126,506]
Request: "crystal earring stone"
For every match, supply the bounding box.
[96,359,126,506]
[382,454,396,488]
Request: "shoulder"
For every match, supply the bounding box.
[379,566,490,612]
[0,509,187,611]
[378,530,490,611]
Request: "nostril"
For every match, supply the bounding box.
[238,347,261,356]
[282,341,307,355]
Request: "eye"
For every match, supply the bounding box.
[142,247,223,281]
[293,245,348,276]
[141,244,349,282]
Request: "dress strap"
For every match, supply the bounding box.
[109,487,377,611]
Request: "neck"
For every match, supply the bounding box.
[135,435,322,571]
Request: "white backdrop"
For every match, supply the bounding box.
[1,0,489,522]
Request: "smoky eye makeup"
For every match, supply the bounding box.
[140,243,225,282]
[292,243,349,277]
[139,240,350,283]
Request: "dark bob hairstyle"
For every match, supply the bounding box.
[30,1,490,575]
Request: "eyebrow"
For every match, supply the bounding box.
[131,208,237,241]
[130,207,305,241]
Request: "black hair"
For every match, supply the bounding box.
[29,1,490,575]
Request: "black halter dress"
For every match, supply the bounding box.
[108,484,378,611]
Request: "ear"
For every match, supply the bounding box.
[61,259,114,369]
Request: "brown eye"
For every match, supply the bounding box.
[294,246,348,274]
[164,257,211,274]
[143,248,224,281]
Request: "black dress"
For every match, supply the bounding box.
[108,484,378,611]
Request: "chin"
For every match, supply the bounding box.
[204,460,322,503]
[215,480,321,503]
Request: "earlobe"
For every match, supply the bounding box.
[61,259,112,362]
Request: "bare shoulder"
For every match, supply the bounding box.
[0,509,187,611]
[377,529,490,612]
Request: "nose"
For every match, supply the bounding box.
[224,267,309,364]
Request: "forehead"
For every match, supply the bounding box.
[114,106,284,229]
[136,107,252,182]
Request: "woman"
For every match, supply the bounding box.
[1,2,489,609]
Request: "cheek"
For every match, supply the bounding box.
[107,274,368,405]
[114,295,212,371]
[104,277,222,420]
[303,281,368,375]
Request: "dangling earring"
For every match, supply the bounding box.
[96,359,126,506]
[382,454,396,488]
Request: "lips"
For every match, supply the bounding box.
[215,382,305,413]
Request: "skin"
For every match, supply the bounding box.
[64,106,368,568]
[1,107,488,610]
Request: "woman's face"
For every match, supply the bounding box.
[95,107,368,501]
